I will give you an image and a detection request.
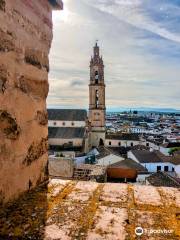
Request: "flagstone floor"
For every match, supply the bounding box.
[0,179,180,239]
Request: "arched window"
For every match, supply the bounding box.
[99,138,104,146]
[62,122,65,126]
[95,90,99,108]
[109,141,111,146]
[95,71,99,84]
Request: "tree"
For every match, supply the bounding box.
[133,110,138,115]
[168,147,180,155]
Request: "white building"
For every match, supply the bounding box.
[130,127,147,134]
[96,154,124,167]
[128,150,180,177]
[105,133,141,148]
[48,109,89,152]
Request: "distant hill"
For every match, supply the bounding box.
[47,105,180,113]
[106,107,180,113]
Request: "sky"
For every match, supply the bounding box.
[47,0,180,110]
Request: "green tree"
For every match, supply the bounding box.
[168,147,180,155]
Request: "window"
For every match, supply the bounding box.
[53,122,56,126]
[95,71,99,84]
[157,166,161,172]
[68,141,73,147]
[95,90,99,108]
[146,142,149,147]
[109,141,111,146]
[164,166,169,172]
[71,122,74,126]
[118,142,121,146]
[131,142,134,147]
[62,122,65,126]
[172,167,175,172]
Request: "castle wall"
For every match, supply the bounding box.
[0,0,62,204]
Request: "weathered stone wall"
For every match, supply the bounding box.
[49,157,74,178]
[0,0,62,204]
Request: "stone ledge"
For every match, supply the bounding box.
[0,179,179,239]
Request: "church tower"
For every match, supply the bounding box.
[89,42,106,147]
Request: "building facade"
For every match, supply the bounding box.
[89,42,106,147]
[128,150,180,176]
[48,109,89,153]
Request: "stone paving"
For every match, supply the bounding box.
[0,179,180,239]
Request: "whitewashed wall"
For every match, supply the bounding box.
[128,151,178,174]
[136,174,151,182]
[130,128,147,134]
[96,154,124,166]
[48,138,83,147]
[175,165,180,177]
[48,120,86,128]
[105,139,140,147]
[146,142,160,150]
[159,146,170,156]
[141,162,175,173]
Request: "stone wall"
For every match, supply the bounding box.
[0,0,62,204]
[49,157,74,178]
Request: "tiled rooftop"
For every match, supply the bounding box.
[48,109,87,121]
[0,179,180,239]
[146,172,180,188]
[48,127,85,139]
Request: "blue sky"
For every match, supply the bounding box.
[47,0,180,109]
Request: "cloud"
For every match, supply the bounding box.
[86,0,180,43]
[48,0,180,109]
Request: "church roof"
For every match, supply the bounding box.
[48,127,86,139]
[48,109,87,121]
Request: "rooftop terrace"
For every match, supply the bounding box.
[0,179,180,239]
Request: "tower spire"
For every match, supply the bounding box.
[95,39,98,47]
[93,40,101,59]
[89,43,106,147]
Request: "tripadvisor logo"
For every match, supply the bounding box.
[135,227,144,236]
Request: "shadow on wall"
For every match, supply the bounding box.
[0,181,49,239]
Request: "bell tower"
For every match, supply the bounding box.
[89,41,106,147]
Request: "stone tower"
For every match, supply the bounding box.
[89,42,106,147]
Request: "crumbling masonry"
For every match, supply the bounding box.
[0,0,63,204]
